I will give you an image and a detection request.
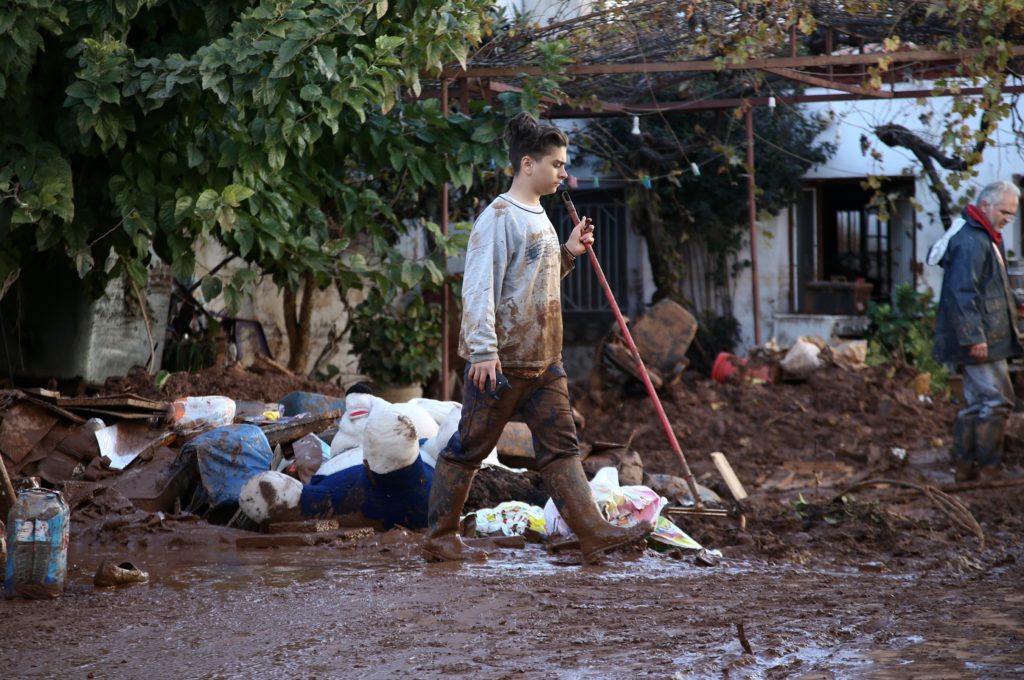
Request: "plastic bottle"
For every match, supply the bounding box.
[4,488,70,599]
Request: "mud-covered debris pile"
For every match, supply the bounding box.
[103,362,347,404]
[580,363,958,484]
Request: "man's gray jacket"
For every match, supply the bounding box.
[933,211,1023,364]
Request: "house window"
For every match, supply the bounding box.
[831,206,891,300]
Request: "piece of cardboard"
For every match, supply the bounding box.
[0,402,59,465]
[111,446,197,513]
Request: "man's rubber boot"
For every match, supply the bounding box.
[951,413,977,482]
[974,416,1007,482]
[541,457,653,564]
[421,457,488,563]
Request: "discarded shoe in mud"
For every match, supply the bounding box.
[94,560,149,588]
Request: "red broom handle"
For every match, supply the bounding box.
[561,191,703,510]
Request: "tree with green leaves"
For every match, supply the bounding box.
[0,0,508,373]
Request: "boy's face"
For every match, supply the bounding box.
[522,145,568,197]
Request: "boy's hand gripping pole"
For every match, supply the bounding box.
[561,190,703,510]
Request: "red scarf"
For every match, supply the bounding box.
[966,204,1002,246]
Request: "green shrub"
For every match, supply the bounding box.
[865,284,948,392]
[349,287,442,387]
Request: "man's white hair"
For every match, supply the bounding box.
[977,180,1021,208]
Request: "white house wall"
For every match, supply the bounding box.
[731,85,1024,352]
[193,240,363,383]
[496,0,593,23]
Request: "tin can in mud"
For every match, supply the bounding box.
[4,488,70,599]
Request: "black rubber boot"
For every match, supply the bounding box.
[541,457,653,564]
[974,416,1007,481]
[951,413,978,482]
[422,457,488,563]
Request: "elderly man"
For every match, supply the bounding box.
[934,180,1023,481]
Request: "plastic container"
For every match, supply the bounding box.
[711,352,772,384]
[4,488,70,599]
[170,396,236,435]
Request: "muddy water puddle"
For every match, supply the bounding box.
[2,541,1022,679]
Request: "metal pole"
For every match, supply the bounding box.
[441,80,451,399]
[787,203,795,313]
[746,105,762,346]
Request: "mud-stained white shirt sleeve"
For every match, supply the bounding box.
[461,206,509,363]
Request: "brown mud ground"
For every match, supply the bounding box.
[3,363,1023,679]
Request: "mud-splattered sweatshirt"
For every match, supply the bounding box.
[458,194,576,372]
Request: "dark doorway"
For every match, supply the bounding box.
[797,178,916,313]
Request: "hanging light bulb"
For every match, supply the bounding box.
[768,96,777,109]
[630,115,641,135]
[691,162,700,176]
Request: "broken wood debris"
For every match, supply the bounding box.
[588,299,697,397]
[261,409,342,450]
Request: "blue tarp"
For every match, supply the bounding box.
[299,457,434,529]
[278,391,347,417]
[184,425,273,508]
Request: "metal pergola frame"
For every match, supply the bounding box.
[432,15,1024,395]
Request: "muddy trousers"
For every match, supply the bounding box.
[423,364,651,563]
[953,360,1016,475]
[423,364,578,562]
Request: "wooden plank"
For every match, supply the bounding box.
[57,393,169,412]
[762,66,893,98]
[262,409,342,449]
[61,407,163,421]
[21,388,61,402]
[20,396,87,424]
[710,451,749,501]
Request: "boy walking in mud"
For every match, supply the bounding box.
[422,112,653,564]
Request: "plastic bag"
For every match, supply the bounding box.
[183,425,273,508]
[329,393,387,456]
[544,467,666,539]
[832,340,867,370]
[408,398,461,425]
[474,501,548,537]
[329,394,439,457]
[779,336,824,377]
[650,516,703,550]
[363,406,422,474]
[420,408,460,468]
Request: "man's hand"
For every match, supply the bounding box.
[969,342,988,362]
[565,215,594,256]
[468,359,502,393]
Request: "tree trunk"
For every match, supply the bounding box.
[284,272,316,373]
[628,188,688,304]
